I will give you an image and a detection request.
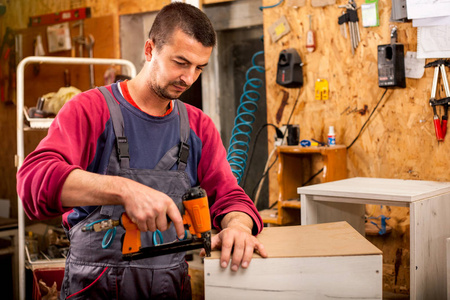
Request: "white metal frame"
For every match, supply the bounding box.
[16,56,137,300]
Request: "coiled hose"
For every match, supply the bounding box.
[227,51,265,184]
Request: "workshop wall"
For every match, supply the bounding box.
[262,0,440,294]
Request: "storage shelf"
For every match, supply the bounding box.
[16,56,137,300]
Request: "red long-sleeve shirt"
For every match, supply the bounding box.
[17,83,263,235]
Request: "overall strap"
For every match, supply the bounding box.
[154,100,190,171]
[98,86,130,169]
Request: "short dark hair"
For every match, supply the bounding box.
[148,2,216,50]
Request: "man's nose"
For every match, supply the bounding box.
[180,67,198,86]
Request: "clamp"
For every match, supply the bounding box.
[425,59,450,142]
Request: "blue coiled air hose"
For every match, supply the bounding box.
[227,51,265,184]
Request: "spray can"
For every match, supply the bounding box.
[327,126,336,146]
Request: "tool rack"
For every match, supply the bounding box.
[16,56,136,300]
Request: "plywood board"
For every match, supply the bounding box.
[298,177,450,202]
[209,221,381,259]
[205,255,382,299]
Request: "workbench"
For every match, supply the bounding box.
[298,177,450,300]
[204,222,382,299]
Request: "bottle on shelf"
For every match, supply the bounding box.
[328,126,336,146]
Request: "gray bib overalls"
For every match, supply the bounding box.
[60,87,192,299]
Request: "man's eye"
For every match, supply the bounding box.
[175,61,186,66]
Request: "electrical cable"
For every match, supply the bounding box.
[347,88,389,149]
[254,147,278,207]
[242,123,282,189]
[251,155,278,201]
[227,51,265,184]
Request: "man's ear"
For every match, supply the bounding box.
[144,39,155,62]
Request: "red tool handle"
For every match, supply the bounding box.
[442,118,448,140]
[434,116,444,141]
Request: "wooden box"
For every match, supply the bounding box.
[298,177,450,299]
[204,222,382,299]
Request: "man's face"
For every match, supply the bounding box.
[145,29,213,101]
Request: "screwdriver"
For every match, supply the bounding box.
[306,14,316,53]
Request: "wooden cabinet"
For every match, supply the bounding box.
[205,222,382,299]
[260,145,347,225]
[298,177,450,299]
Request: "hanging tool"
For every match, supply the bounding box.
[338,0,360,55]
[306,15,316,53]
[82,186,212,260]
[425,59,450,142]
[338,11,348,39]
[86,34,95,88]
[72,21,96,88]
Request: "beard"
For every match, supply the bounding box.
[151,80,190,100]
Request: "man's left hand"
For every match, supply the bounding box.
[200,211,268,271]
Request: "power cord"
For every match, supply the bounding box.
[347,88,389,149]
[242,123,282,189]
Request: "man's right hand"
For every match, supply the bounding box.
[122,180,185,238]
[61,169,185,238]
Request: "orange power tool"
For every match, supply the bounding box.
[83,186,212,260]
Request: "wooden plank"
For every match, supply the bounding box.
[301,195,367,235]
[203,0,233,4]
[210,222,381,259]
[280,199,300,208]
[203,0,263,31]
[205,255,382,299]
[448,238,450,300]
[259,208,279,224]
[298,177,450,202]
[117,0,169,15]
[410,194,450,300]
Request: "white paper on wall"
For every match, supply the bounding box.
[47,22,72,53]
[417,25,450,59]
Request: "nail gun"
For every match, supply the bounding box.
[82,186,212,260]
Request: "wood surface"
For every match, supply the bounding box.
[209,221,381,259]
[298,177,450,202]
[205,255,382,300]
[448,238,450,300]
[264,145,347,224]
[205,222,382,299]
[299,178,450,299]
[259,2,448,294]
[410,193,450,299]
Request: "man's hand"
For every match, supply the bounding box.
[61,169,185,238]
[200,211,267,271]
[122,180,184,238]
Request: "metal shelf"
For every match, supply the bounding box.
[16,56,136,300]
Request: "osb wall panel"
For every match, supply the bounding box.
[1,0,232,30]
[262,0,442,294]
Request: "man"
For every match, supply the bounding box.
[17,2,267,299]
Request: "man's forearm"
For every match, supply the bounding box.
[60,169,126,208]
[220,211,253,234]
